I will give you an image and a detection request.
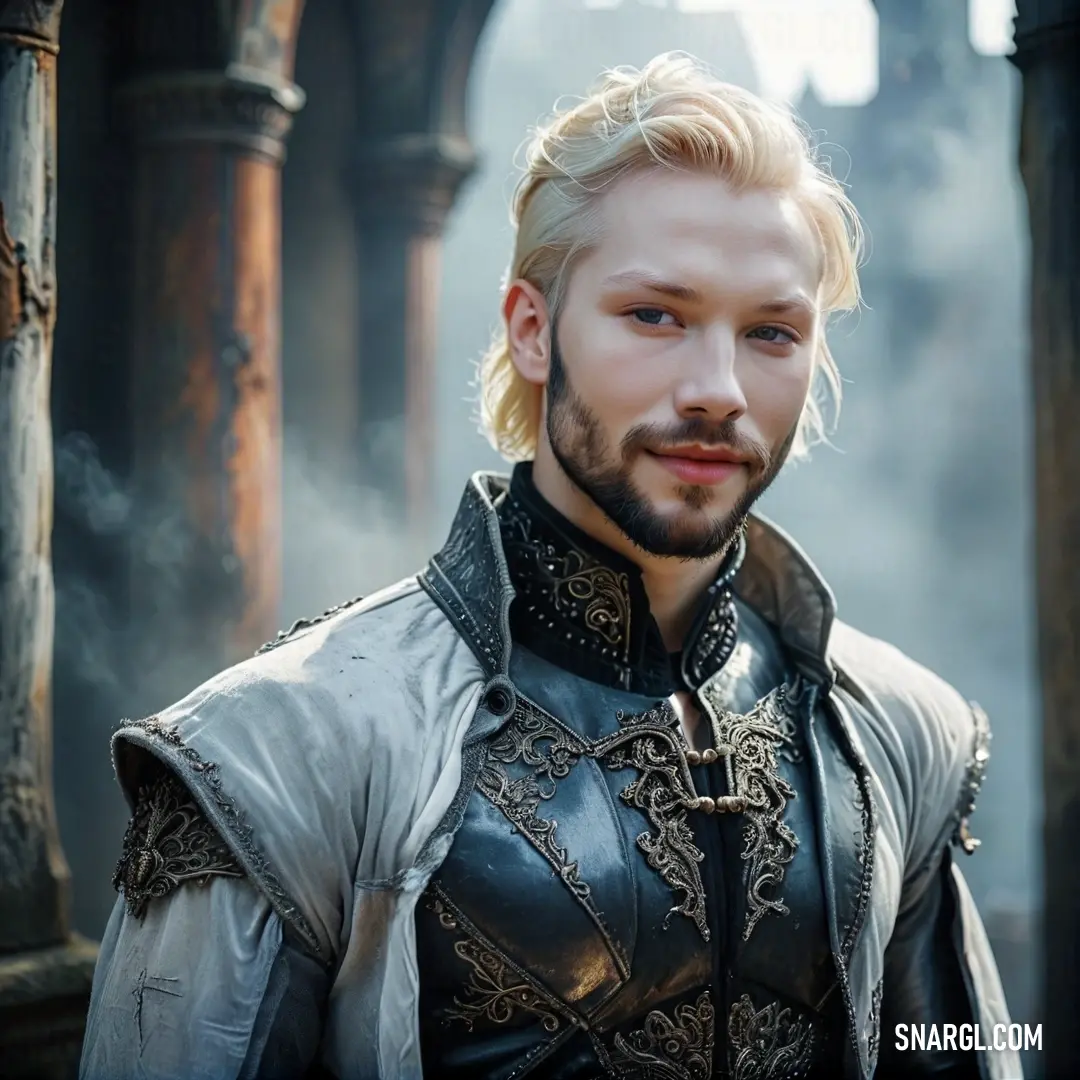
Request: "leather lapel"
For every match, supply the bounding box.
[420,472,515,678]
[806,680,877,1079]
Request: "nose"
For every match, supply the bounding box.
[672,328,748,421]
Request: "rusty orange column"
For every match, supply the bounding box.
[122,4,305,694]
[345,0,497,535]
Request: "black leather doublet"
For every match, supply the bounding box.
[416,467,846,1080]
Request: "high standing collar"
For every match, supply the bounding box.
[498,462,742,694]
[421,470,837,689]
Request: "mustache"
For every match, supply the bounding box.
[620,418,773,471]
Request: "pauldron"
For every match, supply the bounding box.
[113,767,243,918]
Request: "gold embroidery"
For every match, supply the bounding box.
[480,696,709,945]
[425,888,565,1033]
[500,493,632,659]
[610,991,715,1080]
[601,708,710,941]
[697,684,799,941]
[558,558,632,648]
[727,994,817,1080]
[477,701,630,976]
[487,700,588,792]
[113,769,242,918]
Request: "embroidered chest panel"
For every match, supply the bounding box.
[415,656,838,1077]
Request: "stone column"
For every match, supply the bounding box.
[1011,2,1080,1074]
[346,0,496,533]
[0,1,99,1075]
[121,1,306,700]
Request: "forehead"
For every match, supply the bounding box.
[580,169,821,298]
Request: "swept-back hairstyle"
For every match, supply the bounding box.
[478,51,864,462]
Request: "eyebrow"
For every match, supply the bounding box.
[756,296,818,319]
[601,270,818,318]
[602,271,702,302]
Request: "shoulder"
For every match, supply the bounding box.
[828,618,973,733]
[117,575,476,773]
[255,574,430,662]
[110,574,486,961]
[827,619,990,860]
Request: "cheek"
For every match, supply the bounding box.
[563,319,671,418]
[742,352,814,438]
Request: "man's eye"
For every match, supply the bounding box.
[630,308,675,326]
[749,325,797,345]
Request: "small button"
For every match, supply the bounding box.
[484,687,514,716]
[685,750,702,766]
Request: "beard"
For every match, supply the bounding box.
[545,334,797,560]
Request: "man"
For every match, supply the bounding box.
[81,53,1016,1080]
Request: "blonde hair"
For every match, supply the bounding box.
[478,52,864,462]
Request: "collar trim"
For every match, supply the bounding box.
[422,471,836,688]
[497,465,743,693]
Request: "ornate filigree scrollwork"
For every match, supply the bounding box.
[113,768,243,918]
[117,715,324,959]
[477,759,594,909]
[697,684,800,941]
[477,677,803,952]
[602,704,710,941]
[477,700,630,975]
[769,688,806,765]
[608,991,715,1080]
[479,684,714,961]
[425,886,568,1033]
[501,491,632,660]
[487,701,588,790]
[727,994,817,1080]
[558,558,631,647]
[479,693,711,945]
[422,475,513,675]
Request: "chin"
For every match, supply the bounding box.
[637,491,727,531]
[663,503,732,537]
[630,507,739,561]
[648,477,745,519]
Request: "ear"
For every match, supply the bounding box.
[503,278,552,387]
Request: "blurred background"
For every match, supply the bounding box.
[1,0,1047,1075]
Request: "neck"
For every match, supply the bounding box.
[530,446,731,653]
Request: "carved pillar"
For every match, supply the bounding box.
[122,1,305,697]
[1011,2,1080,1074]
[347,0,496,532]
[0,2,99,1075]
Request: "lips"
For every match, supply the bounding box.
[648,449,748,486]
